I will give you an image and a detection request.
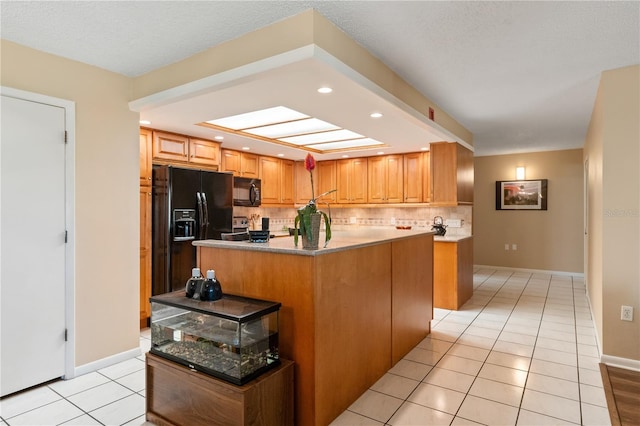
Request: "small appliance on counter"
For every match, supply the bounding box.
[432,216,448,236]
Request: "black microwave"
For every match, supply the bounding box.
[233,177,261,206]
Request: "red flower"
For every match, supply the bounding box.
[304,153,316,172]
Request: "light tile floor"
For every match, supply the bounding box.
[331,268,611,426]
[0,268,610,426]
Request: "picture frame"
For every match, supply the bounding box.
[496,179,548,210]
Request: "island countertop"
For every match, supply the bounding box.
[193,227,435,256]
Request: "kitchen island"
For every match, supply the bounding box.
[194,229,434,426]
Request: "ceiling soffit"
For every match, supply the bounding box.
[129,9,473,157]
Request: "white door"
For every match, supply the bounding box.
[1,95,67,396]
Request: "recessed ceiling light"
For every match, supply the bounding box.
[370,112,383,118]
[317,87,333,94]
[420,147,428,151]
[139,120,151,125]
[342,155,350,158]
[377,151,385,155]
[277,153,284,157]
[214,135,224,141]
[242,147,251,151]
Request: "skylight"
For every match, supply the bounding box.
[201,106,386,154]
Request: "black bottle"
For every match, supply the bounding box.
[185,268,204,299]
[201,269,223,301]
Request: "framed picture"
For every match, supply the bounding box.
[496,179,548,210]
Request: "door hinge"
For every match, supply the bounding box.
[64,130,68,144]
[64,329,68,342]
[65,230,68,243]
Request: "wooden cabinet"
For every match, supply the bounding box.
[188,138,220,167]
[146,353,294,426]
[423,151,432,203]
[316,161,337,204]
[280,159,295,204]
[403,152,423,203]
[367,155,403,203]
[434,237,473,310]
[430,142,473,205]
[152,130,220,168]
[259,156,293,204]
[152,131,189,162]
[336,158,367,204]
[296,160,337,205]
[139,128,153,186]
[221,149,259,178]
[139,186,152,327]
[139,128,153,328]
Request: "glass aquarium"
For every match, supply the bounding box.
[150,291,281,385]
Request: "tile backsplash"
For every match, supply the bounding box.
[234,205,473,236]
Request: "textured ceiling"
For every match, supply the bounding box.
[2,1,639,156]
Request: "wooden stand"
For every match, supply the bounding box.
[146,353,294,426]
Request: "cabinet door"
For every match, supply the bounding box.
[350,158,368,203]
[189,138,220,167]
[152,131,189,162]
[295,160,313,204]
[423,151,431,203]
[259,156,281,204]
[336,159,352,203]
[280,159,294,204]
[240,152,259,178]
[221,149,241,176]
[386,155,404,203]
[316,161,336,203]
[430,142,458,205]
[140,186,152,325]
[403,153,423,203]
[367,156,386,203]
[140,128,153,186]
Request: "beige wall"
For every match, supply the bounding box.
[585,65,640,362]
[473,149,584,273]
[1,40,140,366]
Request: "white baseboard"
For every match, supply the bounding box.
[72,346,142,378]
[474,264,584,278]
[601,354,640,372]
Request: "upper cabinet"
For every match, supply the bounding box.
[295,160,337,204]
[259,156,294,205]
[140,128,153,186]
[403,152,423,203]
[336,158,367,204]
[152,130,220,168]
[189,138,221,167]
[221,149,259,178]
[368,155,403,203]
[430,142,473,205]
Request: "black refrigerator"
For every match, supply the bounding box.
[152,165,233,295]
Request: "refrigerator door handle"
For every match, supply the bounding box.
[201,192,210,238]
[196,192,205,239]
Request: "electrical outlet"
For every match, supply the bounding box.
[512,244,518,250]
[390,217,396,225]
[621,305,634,321]
[504,244,510,251]
[349,216,357,224]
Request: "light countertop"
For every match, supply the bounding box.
[194,228,436,256]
